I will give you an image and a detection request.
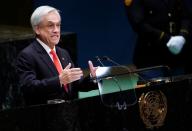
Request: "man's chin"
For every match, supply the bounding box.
[52,40,60,45]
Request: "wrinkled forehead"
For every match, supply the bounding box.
[40,11,61,24]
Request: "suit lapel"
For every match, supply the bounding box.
[56,47,68,69]
[32,41,59,75]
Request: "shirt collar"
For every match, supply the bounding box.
[36,38,56,54]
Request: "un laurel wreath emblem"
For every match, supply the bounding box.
[138,90,167,129]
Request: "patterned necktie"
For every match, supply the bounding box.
[50,49,68,92]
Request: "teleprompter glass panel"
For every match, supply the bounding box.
[96,66,138,109]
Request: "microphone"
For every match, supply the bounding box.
[99,56,171,91]
[102,56,134,73]
[100,56,170,81]
[95,56,105,66]
[103,56,119,64]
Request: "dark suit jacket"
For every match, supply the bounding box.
[16,40,96,106]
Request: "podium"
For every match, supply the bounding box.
[1,66,192,131]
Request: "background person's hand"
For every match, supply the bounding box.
[166,36,186,55]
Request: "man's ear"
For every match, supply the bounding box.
[34,26,40,35]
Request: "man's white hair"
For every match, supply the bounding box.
[30,5,61,31]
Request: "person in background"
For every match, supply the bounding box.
[124,0,191,78]
[16,5,97,106]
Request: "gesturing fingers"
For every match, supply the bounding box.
[61,67,83,84]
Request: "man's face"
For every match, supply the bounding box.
[35,11,61,49]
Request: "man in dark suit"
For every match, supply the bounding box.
[124,0,191,76]
[16,5,97,106]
